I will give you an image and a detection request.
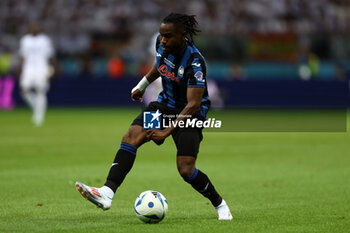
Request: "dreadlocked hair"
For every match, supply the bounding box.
[162,13,201,44]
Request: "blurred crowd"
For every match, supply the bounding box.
[0,0,350,79]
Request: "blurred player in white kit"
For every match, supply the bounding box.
[142,33,162,106]
[19,24,54,126]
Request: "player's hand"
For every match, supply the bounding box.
[15,68,22,81]
[48,65,55,79]
[131,89,144,102]
[147,128,171,141]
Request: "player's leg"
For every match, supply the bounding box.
[32,87,47,126]
[76,102,165,210]
[104,125,149,192]
[30,75,49,126]
[20,74,35,110]
[76,125,149,210]
[174,129,232,220]
[21,85,38,126]
[21,87,35,109]
[20,72,41,125]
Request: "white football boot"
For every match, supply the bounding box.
[75,181,113,211]
[215,199,233,220]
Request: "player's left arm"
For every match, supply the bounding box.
[147,87,204,141]
[17,38,25,79]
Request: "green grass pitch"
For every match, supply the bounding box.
[1,108,349,233]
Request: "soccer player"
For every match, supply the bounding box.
[19,23,54,126]
[76,13,232,220]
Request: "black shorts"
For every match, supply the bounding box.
[132,101,204,158]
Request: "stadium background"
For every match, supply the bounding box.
[0,0,349,107]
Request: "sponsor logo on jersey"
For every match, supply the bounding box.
[192,62,201,67]
[158,64,180,82]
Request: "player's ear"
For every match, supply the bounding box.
[177,26,186,39]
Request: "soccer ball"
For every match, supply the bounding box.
[134,190,168,224]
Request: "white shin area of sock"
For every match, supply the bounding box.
[33,92,47,125]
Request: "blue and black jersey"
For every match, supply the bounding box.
[155,35,210,118]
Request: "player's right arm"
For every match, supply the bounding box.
[17,37,26,79]
[131,62,159,102]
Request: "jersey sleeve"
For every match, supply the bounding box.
[187,55,206,88]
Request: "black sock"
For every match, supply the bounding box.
[104,143,137,192]
[184,168,223,207]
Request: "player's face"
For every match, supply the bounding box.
[29,24,40,35]
[159,23,186,54]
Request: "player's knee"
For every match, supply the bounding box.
[122,131,132,143]
[178,165,195,179]
[122,126,148,147]
[122,131,137,146]
[177,158,196,179]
